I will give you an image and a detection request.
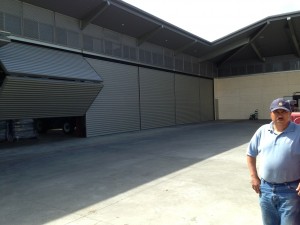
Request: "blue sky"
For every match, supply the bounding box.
[122,0,300,41]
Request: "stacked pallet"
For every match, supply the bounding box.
[12,119,38,141]
[0,119,38,142]
[0,120,7,142]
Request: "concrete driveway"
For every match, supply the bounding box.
[0,120,265,225]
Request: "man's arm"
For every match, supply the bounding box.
[296,183,300,196]
[247,155,261,194]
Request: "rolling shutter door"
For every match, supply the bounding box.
[139,67,175,129]
[175,74,200,124]
[85,59,139,137]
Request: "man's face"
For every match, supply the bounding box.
[270,109,291,125]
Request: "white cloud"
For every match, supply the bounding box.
[122,0,300,41]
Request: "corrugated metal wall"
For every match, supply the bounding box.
[175,74,201,124]
[139,68,175,129]
[85,59,140,137]
[0,76,102,120]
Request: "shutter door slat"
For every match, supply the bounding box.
[175,74,200,124]
[200,78,214,121]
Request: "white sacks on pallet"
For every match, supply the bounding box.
[12,119,38,141]
[0,119,38,142]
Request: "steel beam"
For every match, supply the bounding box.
[80,0,111,30]
[137,25,164,46]
[287,17,300,57]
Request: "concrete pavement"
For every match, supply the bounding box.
[0,120,266,225]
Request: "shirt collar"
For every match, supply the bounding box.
[268,121,295,133]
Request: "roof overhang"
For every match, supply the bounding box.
[15,1,300,66]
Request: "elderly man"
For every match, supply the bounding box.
[247,98,300,225]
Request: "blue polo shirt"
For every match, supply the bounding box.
[247,121,300,183]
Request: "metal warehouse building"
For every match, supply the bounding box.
[0,0,300,140]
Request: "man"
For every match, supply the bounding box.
[247,98,300,225]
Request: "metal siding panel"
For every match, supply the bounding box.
[0,43,102,82]
[199,78,214,121]
[23,3,54,24]
[0,76,103,120]
[85,58,140,137]
[1,0,22,16]
[139,68,175,129]
[175,74,200,124]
